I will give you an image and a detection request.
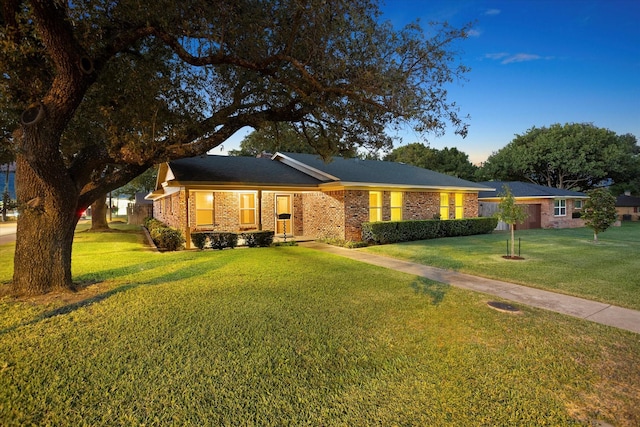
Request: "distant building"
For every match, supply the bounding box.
[615,191,640,221]
[478,181,587,230]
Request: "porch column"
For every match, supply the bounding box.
[184,188,191,249]
[257,190,263,230]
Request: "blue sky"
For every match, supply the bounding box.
[219,0,640,164]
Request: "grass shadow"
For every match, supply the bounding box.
[410,277,450,306]
[0,256,231,336]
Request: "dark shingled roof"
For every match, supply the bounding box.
[168,155,322,186]
[477,181,587,199]
[616,195,640,207]
[280,152,491,189]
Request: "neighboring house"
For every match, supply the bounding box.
[146,152,493,247]
[616,192,640,221]
[477,181,588,230]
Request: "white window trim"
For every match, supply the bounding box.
[554,199,567,217]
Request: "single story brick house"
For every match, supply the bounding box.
[477,181,588,230]
[146,152,493,248]
[615,193,640,221]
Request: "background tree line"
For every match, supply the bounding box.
[231,121,639,195]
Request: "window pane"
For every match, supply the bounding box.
[196,210,213,225]
[440,193,449,219]
[196,192,213,209]
[455,193,464,219]
[369,191,382,222]
[239,193,256,225]
[241,194,255,209]
[240,209,255,225]
[390,192,402,221]
[195,192,214,226]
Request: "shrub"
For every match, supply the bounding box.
[150,226,185,251]
[144,218,185,251]
[209,232,238,250]
[241,230,274,247]
[144,217,164,233]
[191,232,209,250]
[362,217,497,244]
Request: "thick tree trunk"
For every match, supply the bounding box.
[90,194,110,231]
[12,156,80,295]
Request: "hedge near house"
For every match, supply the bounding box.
[144,218,185,251]
[362,218,498,244]
[190,230,274,250]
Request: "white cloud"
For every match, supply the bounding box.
[484,52,553,64]
[467,29,482,38]
[484,52,509,60]
[501,53,542,64]
[484,9,501,16]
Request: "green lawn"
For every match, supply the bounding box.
[363,221,640,310]
[0,225,639,426]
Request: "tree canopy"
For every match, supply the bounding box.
[1,0,472,295]
[581,188,617,243]
[480,123,639,192]
[228,122,358,158]
[383,142,477,180]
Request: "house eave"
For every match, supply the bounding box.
[170,180,320,192]
[320,181,493,192]
[479,195,590,201]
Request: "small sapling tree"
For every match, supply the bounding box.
[496,184,528,258]
[581,188,617,243]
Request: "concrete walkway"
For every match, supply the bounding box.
[299,241,640,335]
[0,222,16,245]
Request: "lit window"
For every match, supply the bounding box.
[239,193,256,225]
[195,192,214,226]
[554,199,566,216]
[369,191,382,222]
[440,193,449,219]
[390,192,403,221]
[455,193,464,219]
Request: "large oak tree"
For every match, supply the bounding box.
[481,123,639,191]
[383,142,477,180]
[228,122,358,158]
[1,0,471,295]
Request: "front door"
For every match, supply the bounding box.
[275,195,292,235]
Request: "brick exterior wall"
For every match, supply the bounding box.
[302,191,346,239]
[464,193,479,218]
[293,194,304,236]
[261,192,275,232]
[404,191,440,220]
[153,187,483,244]
[153,191,184,230]
[539,198,585,229]
[344,190,370,241]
